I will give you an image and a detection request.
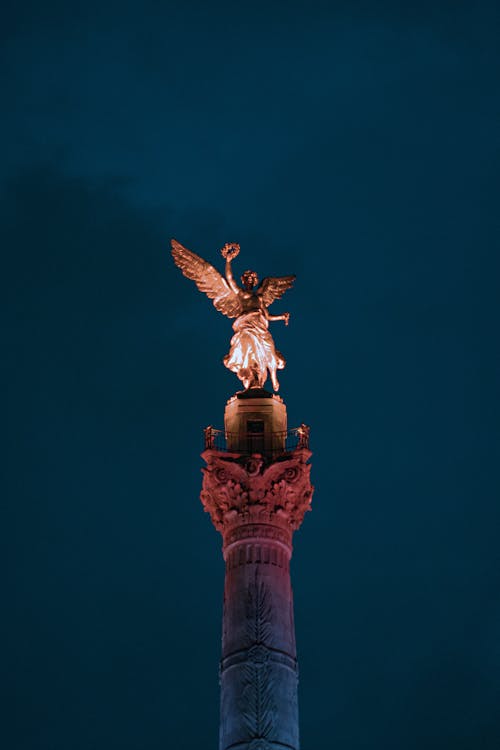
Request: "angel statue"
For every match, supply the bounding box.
[171,239,295,392]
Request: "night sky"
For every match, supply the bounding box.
[3,1,499,748]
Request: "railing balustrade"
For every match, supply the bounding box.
[203,424,310,454]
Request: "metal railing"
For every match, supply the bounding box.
[203,424,310,454]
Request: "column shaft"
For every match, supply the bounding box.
[219,535,299,750]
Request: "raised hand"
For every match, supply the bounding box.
[221,242,240,261]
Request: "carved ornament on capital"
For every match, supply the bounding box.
[200,448,313,537]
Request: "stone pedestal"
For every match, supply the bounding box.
[201,391,313,750]
[224,390,287,454]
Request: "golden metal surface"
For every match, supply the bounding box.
[171,239,295,391]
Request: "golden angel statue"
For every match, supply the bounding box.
[171,239,295,392]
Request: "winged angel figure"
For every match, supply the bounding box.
[171,239,295,392]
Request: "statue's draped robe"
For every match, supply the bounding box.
[224,310,285,387]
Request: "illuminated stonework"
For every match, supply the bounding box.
[201,392,313,750]
[201,448,313,536]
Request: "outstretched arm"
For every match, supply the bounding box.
[221,242,241,294]
[267,311,290,326]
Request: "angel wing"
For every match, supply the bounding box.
[257,275,296,308]
[171,239,242,319]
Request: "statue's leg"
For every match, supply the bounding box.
[248,362,262,389]
[238,367,251,390]
[270,367,280,392]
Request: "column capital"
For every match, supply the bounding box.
[200,448,313,543]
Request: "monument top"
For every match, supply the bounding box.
[171,239,295,393]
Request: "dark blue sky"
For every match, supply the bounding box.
[2,2,499,748]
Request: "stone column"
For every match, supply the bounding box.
[201,392,313,750]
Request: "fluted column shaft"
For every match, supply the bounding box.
[220,527,298,750]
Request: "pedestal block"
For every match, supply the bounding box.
[224,391,287,454]
[201,393,313,750]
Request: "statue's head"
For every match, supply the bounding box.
[241,270,258,290]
